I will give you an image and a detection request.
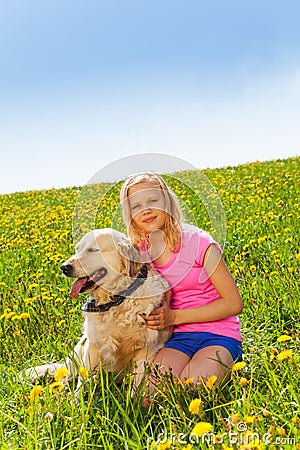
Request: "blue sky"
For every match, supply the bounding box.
[1,0,300,194]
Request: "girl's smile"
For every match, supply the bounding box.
[142,216,156,223]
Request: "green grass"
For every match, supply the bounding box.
[0,157,299,449]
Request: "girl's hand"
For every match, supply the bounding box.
[142,291,174,330]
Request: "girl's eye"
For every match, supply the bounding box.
[150,199,157,203]
[132,204,140,210]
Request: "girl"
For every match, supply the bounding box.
[120,172,242,384]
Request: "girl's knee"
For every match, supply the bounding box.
[153,348,190,377]
[179,346,234,383]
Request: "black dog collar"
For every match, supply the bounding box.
[81,264,148,313]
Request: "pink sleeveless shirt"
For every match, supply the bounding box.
[151,224,242,341]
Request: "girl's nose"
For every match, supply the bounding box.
[142,206,152,213]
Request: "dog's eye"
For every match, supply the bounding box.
[87,248,98,253]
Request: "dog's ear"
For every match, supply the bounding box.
[118,240,143,278]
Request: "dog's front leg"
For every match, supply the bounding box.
[131,348,155,396]
[83,341,102,372]
[23,363,65,383]
[74,341,101,399]
[65,335,88,379]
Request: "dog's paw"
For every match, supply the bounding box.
[20,363,64,384]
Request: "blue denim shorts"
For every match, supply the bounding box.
[164,332,243,362]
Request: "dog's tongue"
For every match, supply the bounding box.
[70,277,89,299]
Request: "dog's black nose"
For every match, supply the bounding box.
[61,264,73,276]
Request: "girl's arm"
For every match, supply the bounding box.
[144,245,243,330]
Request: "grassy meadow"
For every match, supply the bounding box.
[0,156,299,449]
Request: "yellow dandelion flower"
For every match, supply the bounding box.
[249,265,256,272]
[240,377,248,387]
[29,385,43,402]
[244,415,255,424]
[49,381,64,394]
[191,421,213,437]
[268,425,275,435]
[184,377,194,385]
[276,426,286,436]
[79,366,89,378]
[257,237,265,244]
[296,253,300,260]
[24,298,33,305]
[11,314,20,320]
[157,439,171,450]
[188,398,203,414]
[54,367,70,381]
[181,445,192,450]
[277,334,292,342]
[232,361,246,371]
[277,349,292,361]
[6,312,17,319]
[230,413,239,424]
[206,375,217,390]
[19,312,30,320]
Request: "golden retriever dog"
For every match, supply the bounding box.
[24,228,171,394]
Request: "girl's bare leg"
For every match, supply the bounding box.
[180,345,234,382]
[153,348,191,376]
[143,346,233,405]
[142,348,190,405]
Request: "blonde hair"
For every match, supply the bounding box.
[120,172,183,251]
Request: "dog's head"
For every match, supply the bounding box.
[61,228,143,300]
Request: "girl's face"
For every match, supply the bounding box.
[127,181,168,235]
